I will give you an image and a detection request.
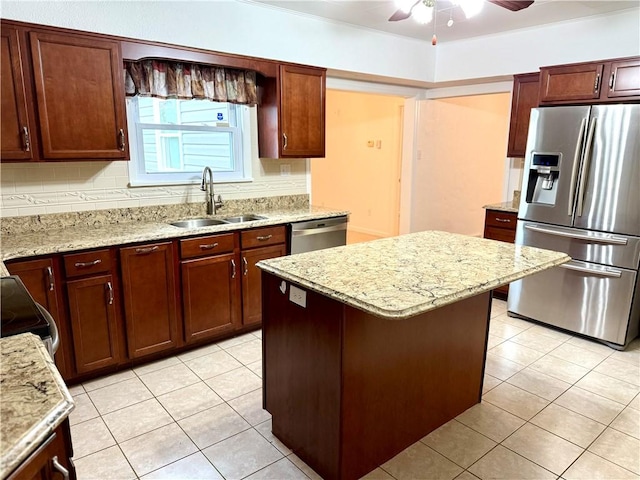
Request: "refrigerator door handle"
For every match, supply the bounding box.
[568,117,588,216]
[576,117,598,217]
[559,261,622,278]
[524,224,628,245]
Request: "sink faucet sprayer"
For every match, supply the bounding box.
[201,166,224,215]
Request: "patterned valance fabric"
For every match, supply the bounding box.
[124,59,258,105]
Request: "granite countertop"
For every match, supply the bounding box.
[483,201,519,213]
[0,207,348,264]
[258,230,570,320]
[0,333,74,479]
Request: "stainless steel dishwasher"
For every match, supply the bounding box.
[289,216,348,254]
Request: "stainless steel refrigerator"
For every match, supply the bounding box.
[508,104,640,349]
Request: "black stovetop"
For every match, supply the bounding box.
[1,276,51,339]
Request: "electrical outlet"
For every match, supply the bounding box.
[280,164,291,176]
[289,285,307,308]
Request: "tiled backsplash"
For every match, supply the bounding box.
[0,158,308,218]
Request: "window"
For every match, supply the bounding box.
[127,97,252,186]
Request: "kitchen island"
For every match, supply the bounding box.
[257,231,570,480]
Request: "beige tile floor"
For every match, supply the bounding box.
[68,299,640,480]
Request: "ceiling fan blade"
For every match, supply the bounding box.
[487,0,534,12]
[388,0,421,21]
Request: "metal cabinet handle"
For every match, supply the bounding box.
[576,117,597,217]
[199,242,219,250]
[51,456,70,480]
[135,246,159,254]
[106,281,114,305]
[22,126,31,152]
[495,218,511,223]
[46,266,55,291]
[282,133,288,150]
[118,128,126,151]
[256,235,272,241]
[231,259,236,279]
[74,259,102,268]
[594,73,600,92]
[243,257,248,276]
[609,72,615,89]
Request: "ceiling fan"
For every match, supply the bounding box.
[389,0,534,22]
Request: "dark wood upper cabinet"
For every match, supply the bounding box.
[606,58,640,99]
[1,26,37,161]
[259,64,326,159]
[120,242,179,359]
[540,57,640,105]
[539,62,605,104]
[506,72,539,158]
[29,31,128,160]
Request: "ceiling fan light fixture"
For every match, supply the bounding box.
[412,1,434,24]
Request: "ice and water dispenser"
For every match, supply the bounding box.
[524,153,561,206]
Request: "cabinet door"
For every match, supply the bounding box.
[539,63,604,104]
[1,26,36,161]
[67,275,120,374]
[607,58,640,99]
[182,253,241,343]
[279,65,325,158]
[506,73,539,158]
[483,210,517,299]
[29,31,128,160]
[242,244,286,327]
[120,242,179,359]
[6,258,73,379]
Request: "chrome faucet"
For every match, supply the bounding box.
[201,166,224,215]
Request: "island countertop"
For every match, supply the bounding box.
[257,230,570,319]
[0,333,74,479]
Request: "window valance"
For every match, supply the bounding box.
[124,59,258,105]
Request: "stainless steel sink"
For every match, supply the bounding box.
[222,214,267,223]
[169,218,229,228]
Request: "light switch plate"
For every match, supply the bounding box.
[289,285,307,308]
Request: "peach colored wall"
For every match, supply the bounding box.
[311,90,405,238]
[410,93,511,237]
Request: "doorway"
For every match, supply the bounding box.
[310,90,405,244]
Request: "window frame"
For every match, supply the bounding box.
[126,97,253,187]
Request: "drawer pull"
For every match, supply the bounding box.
[199,242,219,250]
[256,234,273,241]
[231,259,237,279]
[135,246,159,255]
[46,266,55,291]
[243,257,248,276]
[74,259,102,268]
[594,73,600,92]
[106,281,114,305]
[51,456,70,480]
[495,218,511,223]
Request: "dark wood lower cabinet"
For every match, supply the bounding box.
[6,258,74,380]
[7,418,76,480]
[181,253,241,343]
[120,242,179,359]
[483,209,517,299]
[66,274,120,374]
[241,244,286,327]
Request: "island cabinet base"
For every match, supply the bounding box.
[262,273,492,480]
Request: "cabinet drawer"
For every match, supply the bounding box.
[180,233,236,259]
[484,211,517,230]
[484,226,516,244]
[64,249,111,277]
[241,226,286,249]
